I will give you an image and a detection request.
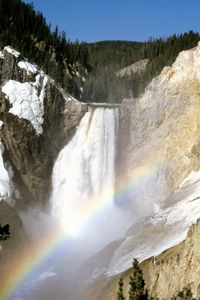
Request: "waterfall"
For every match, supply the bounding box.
[51,107,121,247]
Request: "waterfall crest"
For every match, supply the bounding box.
[51,107,120,244]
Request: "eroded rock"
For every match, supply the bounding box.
[0,46,88,206]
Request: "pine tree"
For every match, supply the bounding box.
[171,285,196,300]
[129,258,148,300]
[117,277,125,300]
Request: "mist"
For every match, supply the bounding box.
[14,105,167,300]
[11,106,130,299]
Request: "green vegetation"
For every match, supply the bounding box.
[0,1,200,103]
[171,286,196,300]
[0,224,10,240]
[82,32,200,102]
[0,0,90,98]
[117,258,148,300]
[117,259,198,300]
[117,277,125,300]
[0,234,9,241]
[128,258,148,300]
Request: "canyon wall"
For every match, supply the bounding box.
[81,42,200,299]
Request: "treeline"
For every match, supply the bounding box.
[0,1,199,103]
[82,31,200,103]
[0,0,90,98]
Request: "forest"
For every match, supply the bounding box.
[0,0,90,99]
[82,32,200,102]
[0,0,200,103]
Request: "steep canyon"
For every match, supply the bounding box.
[1,42,200,300]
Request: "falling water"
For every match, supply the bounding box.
[51,107,121,249]
[13,107,131,299]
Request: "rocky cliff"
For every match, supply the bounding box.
[0,46,87,207]
[2,41,200,300]
[141,218,200,299]
[116,59,148,77]
[79,41,200,299]
[88,218,200,300]
[0,200,27,258]
[118,42,200,211]
[109,43,200,277]
[79,198,200,299]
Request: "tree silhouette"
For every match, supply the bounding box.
[129,258,148,300]
[117,277,125,300]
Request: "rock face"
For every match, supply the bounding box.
[106,43,200,278]
[0,46,87,206]
[0,200,27,255]
[141,218,200,299]
[118,43,200,210]
[116,59,148,77]
[0,200,28,270]
[115,41,200,222]
[0,200,30,297]
[2,41,200,300]
[78,42,200,299]
[86,218,200,300]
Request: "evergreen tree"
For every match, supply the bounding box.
[117,277,125,300]
[171,286,196,300]
[0,0,91,99]
[129,258,148,300]
[0,1,199,103]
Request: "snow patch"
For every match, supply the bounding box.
[18,61,38,75]
[0,140,12,203]
[4,46,20,58]
[2,73,48,135]
[0,121,4,129]
[0,51,4,59]
[107,170,200,276]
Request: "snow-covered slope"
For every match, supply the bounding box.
[2,75,47,135]
[107,170,200,275]
[2,47,48,135]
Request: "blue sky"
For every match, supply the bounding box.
[24,0,200,42]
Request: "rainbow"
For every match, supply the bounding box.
[0,153,163,300]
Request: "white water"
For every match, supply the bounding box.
[51,107,125,250]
